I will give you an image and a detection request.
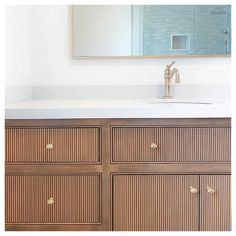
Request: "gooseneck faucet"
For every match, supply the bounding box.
[163,61,180,99]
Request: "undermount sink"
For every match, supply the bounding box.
[148,99,214,104]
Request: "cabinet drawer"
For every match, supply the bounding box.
[6,128,101,163]
[112,127,231,163]
[5,174,101,224]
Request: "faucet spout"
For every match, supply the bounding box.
[170,68,180,83]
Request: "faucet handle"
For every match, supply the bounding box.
[166,61,176,69]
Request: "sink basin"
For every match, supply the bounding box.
[148,99,214,104]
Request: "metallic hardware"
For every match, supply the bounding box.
[163,61,180,99]
[207,186,216,194]
[190,186,198,194]
[46,143,53,150]
[150,143,158,149]
[47,197,54,205]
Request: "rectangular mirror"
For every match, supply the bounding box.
[72,5,231,58]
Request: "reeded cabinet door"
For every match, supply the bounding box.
[200,175,231,231]
[113,175,199,231]
[5,174,101,224]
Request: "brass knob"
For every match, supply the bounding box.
[207,187,216,194]
[47,197,54,205]
[46,143,53,150]
[150,143,158,149]
[190,186,198,194]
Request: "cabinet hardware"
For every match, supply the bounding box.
[207,186,216,194]
[46,143,53,150]
[150,143,158,149]
[190,186,198,194]
[47,197,54,205]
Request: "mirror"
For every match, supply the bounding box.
[72,5,231,58]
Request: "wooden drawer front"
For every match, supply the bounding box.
[6,128,100,163]
[112,127,231,163]
[113,174,199,231]
[200,175,231,231]
[5,174,101,224]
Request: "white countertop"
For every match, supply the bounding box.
[5,99,231,119]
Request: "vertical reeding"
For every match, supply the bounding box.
[113,175,199,231]
[111,127,231,163]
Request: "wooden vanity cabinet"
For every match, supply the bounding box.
[5,118,231,231]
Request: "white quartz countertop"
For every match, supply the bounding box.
[5,99,231,119]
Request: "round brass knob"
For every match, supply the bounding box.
[150,143,158,149]
[207,187,216,194]
[46,143,53,150]
[47,197,54,205]
[190,186,198,194]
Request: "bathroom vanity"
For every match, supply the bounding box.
[5,100,231,231]
[5,3,232,232]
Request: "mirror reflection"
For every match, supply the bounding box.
[73,5,231,57]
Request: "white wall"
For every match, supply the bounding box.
[30,6,231,87]
[5,6,32,104]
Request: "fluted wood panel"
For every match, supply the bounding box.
[112,127,230,163]
[6,128,100,163]
[5,174,101,224]
[113,175,199,231]
[200,175,231,231]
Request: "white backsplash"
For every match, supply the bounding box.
[31,84,230,100]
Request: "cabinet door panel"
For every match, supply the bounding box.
[113,175,199,231]
[5,174,101,224]
[200,175,231,231]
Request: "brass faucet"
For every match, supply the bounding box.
[163,61,180,99]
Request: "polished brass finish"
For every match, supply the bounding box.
[150,143,158,149]
[163,61,180,99]
[190,186,198,194]
[47,197,54,205]
[46,143,53,150]
[207,187,216,194]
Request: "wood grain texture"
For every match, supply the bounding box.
[5,174,101,224]
[5,163,231,175]
[5,118,231,128]
[6,128,100,163]
[112,127,231,163]
[5,224,103,231]
[5,118,231,231]
[113,174,199,231]
[200,175,231,231]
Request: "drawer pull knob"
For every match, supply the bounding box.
[190,186,198,194]
[46,143,53,150]
[47,197,54,205]
[207,187,216,194]
[150,143,158,149]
